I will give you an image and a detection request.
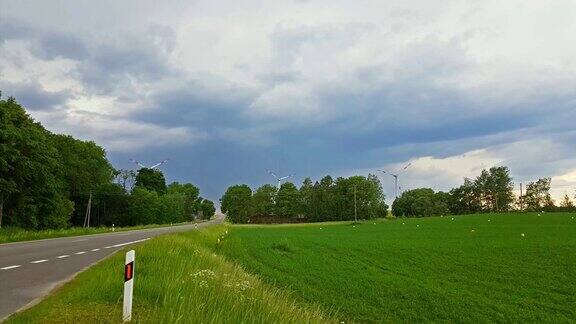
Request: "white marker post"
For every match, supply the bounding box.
[123,250,135,322]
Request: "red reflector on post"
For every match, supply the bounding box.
[124,262,134,281]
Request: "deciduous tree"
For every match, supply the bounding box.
[220,185,252,223]
[135,168,167,194]
[524,178,552,211]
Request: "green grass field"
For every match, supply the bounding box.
[8,213,576,323]
[218,213,576,322]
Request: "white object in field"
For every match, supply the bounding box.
[451,217,454,220]
[521,233,525,237]
[123,250,135,322]
[112,224,115,232]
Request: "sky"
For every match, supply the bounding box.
[1,0,576,205]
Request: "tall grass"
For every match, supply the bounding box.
[6,225,333,323]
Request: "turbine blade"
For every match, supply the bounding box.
[130,159,146,168]
[267,170,279,179]
[150,159,169,169]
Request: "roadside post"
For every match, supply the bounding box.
[123,250,135,322]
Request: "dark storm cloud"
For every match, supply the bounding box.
[74,32,178,97]
[0,18,87,60]
[0,17,176,98]
[1,81,71,111]
[0,19,32,42]
[32,33,88,60]
[134,85,255,128]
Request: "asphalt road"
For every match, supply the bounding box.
[0,215,224,321]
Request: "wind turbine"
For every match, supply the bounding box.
[267,170,293,189]
[378,162,411,200]
[130,159,169,170]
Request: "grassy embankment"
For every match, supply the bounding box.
[0,222,196,245]
[219,212,576,322]
[6,225,332,323]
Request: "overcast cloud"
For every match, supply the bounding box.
[1,0,575,204]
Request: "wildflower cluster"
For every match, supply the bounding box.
[191,269,217,288]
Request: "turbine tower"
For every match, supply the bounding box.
[267,170,293,189]
[130,159,169,170]
[378,162,411,200]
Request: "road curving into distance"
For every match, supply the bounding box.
[0,215,225,321]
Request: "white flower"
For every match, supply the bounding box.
[236,280,253,292]
[192,269,217,281]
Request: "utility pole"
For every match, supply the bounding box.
[84,192,92,228]
[354,186,357,222]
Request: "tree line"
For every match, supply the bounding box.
[220,174,389,223]
[0,95,214,229]
[392,166,576,217]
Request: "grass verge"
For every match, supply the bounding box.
[6,225,333,323]
[0,222,197,245]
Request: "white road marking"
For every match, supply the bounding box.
[1,265,21,270]
[75,251,86,255]
[30,259,48,264]
[91,248,100,252]
[57,255,70,259]
[105,238,150,249]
